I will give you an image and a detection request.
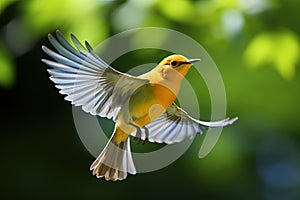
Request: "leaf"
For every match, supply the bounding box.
[243,29,299,80]
[0,45,15,89]
[0,0,17,13]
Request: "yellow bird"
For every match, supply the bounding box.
[42,31,238,181]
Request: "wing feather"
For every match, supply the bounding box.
[133,103,238,144]
[42,30,149,120]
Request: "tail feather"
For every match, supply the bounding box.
[90,133,136,181]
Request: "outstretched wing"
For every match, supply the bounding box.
[42,31,149,121]
[132,103,238,144]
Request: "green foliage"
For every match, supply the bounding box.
[0,0,16,13]
[244,29,299,80]
[21,0,108,44]
[157,0,196,23]
[0,44,14,88]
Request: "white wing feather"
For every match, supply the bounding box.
[132,103,238,144]
[42,31,149,121]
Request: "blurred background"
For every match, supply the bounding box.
[1,0,300,199]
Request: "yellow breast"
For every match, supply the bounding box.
[128,83,177,127]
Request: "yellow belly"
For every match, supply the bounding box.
[113,126,130,144]
[129,83,177,127]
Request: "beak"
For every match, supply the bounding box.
[187,58,200,64]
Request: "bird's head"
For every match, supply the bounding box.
[159,55,200,78]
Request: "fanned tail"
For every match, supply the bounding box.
[90,129,136,181]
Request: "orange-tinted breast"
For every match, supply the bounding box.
[129,83,177,127]
[151,83,177,109]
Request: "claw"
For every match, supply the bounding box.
[130,123,150,145]
[142,138,148,145]
[131,123,143,144]
[134,129,142,144]
[142,127,149,144]
[135,137,142,144]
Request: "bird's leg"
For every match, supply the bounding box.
[135,128,142,144]
[142,127,149,145]
[130,123,143,144]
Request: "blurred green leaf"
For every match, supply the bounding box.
[22,0,104,36]
[0,44,15,89]
[68,15,108,47]
[243,29,299,80]
[0,0,16,13]
[157,0,196,23]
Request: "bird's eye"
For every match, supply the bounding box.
[170,61,177,67]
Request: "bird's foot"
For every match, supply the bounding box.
[134,135,148,145]
[130,123,149,145]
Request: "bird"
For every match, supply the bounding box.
[42,30,238,181]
